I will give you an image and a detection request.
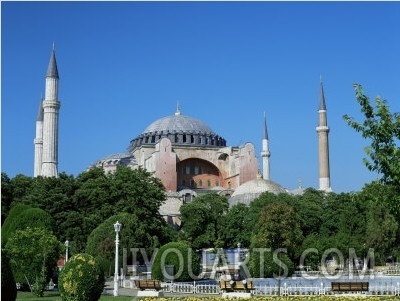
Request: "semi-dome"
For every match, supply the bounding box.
[229,175,287,206]
[129,109,226,150]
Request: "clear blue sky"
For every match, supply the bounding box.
[2,1,399,192]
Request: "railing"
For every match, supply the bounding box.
[121,278,400,296]
[161,282,220,294]
[252,285,326,296]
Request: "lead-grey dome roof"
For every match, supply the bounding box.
[229,176,287,206]
[143,112,214,135]
[129,109,226,150]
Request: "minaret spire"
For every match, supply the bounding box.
[34,96,44,177]
[261,112,271,181]
[175,101,181,116]
[316,78,331,192]
[40,45,61,177]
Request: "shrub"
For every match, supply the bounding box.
[151,242,200,282]
[58,253,104,301]
[1,250,17,301]
[248,248,294,278]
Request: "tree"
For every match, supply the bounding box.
[343,84,400,187]
[5,227,61,296]
[86,212,169,276]
[180,193,229,249]
[358,182,399,264]
[151,242,200,282]
[251,201,303,260]
[1,172,13,225]
[1,249,17,301]
[1,204,54,245]
[292,188,324,237]
[221,203,252,248]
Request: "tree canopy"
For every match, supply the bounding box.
[343,84,400,187]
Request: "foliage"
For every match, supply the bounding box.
[6,166,171,254]
[1,204,54,245]
[1,249,17,301]
[86,212,167,276]
[58,253,104,301]
[1,172,13,225]
[180,193,229,249]
[251,201,303,260]
[4,227,61,294]
[357,182,399,264]
[151,242,200,282]
[343,84,400,187]
[1,203,31,244]
[221,203,252,248]
[248,247,294,278]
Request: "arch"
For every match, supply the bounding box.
[176,158,223,190]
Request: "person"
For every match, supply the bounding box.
[220,270,231,281]
[233,270,242,281]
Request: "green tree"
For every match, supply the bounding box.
[1,172,13,225]
[10,174,34,202]
[5,227,61,295]
[358,182,399,264]
[180,193,229,249]
[251,201,303,260]
[343,84,400,187]
[86,212,168,276]
[1,204,54,245]
[293,188,324,237]
[221,203,252,248]
[151,242,200,282]
[1,249,17,301]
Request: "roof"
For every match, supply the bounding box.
[46,47,59,78]
[229,177,287,206]
[142,111,215,135]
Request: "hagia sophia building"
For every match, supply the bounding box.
[34,47,331,226]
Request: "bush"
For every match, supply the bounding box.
[248,248,294,278]
[1,250,17,301]
[58,253,104,301]
[151,242,200,282]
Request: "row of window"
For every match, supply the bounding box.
[181,179,219,188]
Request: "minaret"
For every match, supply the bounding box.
[33,97,44,177]
[316,78,331,192]
[41,44,61,177]
[261,112,271,181]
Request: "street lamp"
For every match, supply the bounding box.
[65,240,69,263]
[113,221,122,297]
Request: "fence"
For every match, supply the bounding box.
[122,278,400,296]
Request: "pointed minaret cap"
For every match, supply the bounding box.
[175,101,181,116]
[319,75,326,111]
[263,112,269,140]
[46,43,59,78]
[37,95,44,121]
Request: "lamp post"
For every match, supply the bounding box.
[113,221,122,297]
[65,240,69,263]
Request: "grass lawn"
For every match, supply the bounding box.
[16,291,134,301]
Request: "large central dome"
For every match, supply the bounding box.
[129,108,226,150]
[143,111,214,135]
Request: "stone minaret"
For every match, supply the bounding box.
[33,97,44,177]
[40,45,60,177]
[316,78,331,192]
[261,112,271,180]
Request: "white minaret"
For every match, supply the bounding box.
[41,44,61,177]
[261,112,271,180]
[33,97,44,177]
[316,78,332,192]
